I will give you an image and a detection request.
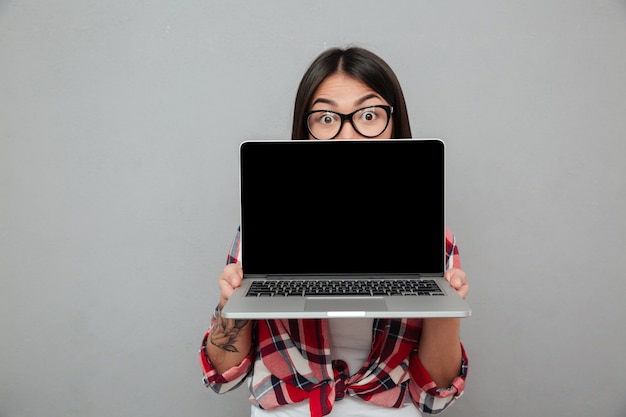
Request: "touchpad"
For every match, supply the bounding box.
[305,297,388,314]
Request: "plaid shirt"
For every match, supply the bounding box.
[199,227,468,416]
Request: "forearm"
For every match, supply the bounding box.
[417,318,462,388]
[205,306,253,374]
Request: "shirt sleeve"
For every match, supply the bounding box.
[407,342,468,413]
[226,225,242,265]
[199,226,252,393]
[198,307,255,393]
[445,226,461,270]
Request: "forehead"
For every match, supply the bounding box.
[311,73,379,103]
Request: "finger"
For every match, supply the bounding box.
[445,268,464,285]
[218,265,244,306]
[444,268,469,299]
[454,280,469,299]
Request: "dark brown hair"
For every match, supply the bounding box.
[291,46,412,140]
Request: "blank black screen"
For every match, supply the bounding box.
[239,139,445,275]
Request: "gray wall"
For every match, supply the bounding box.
[1,1,625,416]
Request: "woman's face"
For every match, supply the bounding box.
[307,72,393,140]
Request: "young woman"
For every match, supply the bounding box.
[200,46,469,417]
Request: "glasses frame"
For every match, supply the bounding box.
[305,105,394,140]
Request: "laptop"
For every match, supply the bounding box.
[221,138,472,319]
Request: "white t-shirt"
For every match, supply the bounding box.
[250,318,421,417]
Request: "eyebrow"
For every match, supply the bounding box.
[310,93,383,108]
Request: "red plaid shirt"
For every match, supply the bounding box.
[200,227,468,416]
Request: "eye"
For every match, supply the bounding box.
[316,112,338,125]
[358,108,379,122]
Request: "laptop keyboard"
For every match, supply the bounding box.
[245,278,445,297]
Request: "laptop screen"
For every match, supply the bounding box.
[239,139,445,276]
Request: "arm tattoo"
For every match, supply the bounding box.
[209,307,249,353]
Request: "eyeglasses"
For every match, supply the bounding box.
[305,105,393,140]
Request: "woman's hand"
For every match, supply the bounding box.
[444,268,469,299]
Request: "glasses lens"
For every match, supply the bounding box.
[351,106,390,137]
[307,111,340,140]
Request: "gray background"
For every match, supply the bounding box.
[1,1,625,416]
